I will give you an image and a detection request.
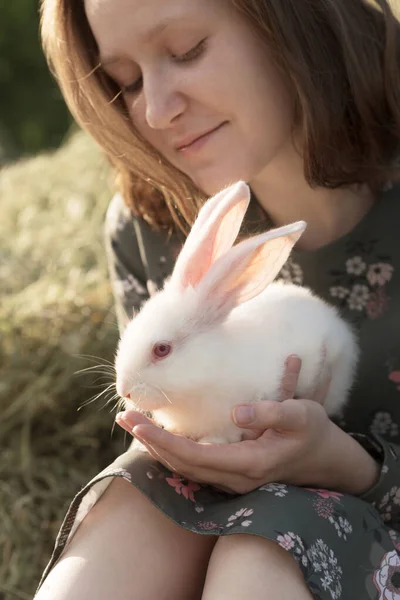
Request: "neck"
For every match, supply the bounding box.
[250,143,376,251]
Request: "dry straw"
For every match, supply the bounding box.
[0,130,128,598]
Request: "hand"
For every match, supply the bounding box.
[116,357,329,493]
[115,355,348,495]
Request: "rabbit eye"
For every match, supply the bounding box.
[152,342,172,360]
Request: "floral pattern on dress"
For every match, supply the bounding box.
[328,241,394,322]
[388,529,400,552]
[305,489,353,540]
[277,259,304,285]
[226,508,254,528]
[259,483,289,497]
[165,473,201,502]
[114,274,148,298]
[327,516,353,541]
[379,487,400,527]
[373,549,400,599]
[276,532,343,599]
[195,520,224,534]
[313,496,336,518]
[371,412,399,439]
[305,489,344,501]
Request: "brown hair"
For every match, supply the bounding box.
[41,0,400,232]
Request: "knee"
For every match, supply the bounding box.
[215,533,279,553]
[205,534,312,600]
[214,533,301,570]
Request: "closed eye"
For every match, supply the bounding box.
[123,76,143,95]
[172,39,207,63]
[122,39,207,96]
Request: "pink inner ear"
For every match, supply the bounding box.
[196,222,306,323]
[181,238,216,288]
[174,186,250,290]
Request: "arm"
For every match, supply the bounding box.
[349,431,400,530]
[104,193,149,333]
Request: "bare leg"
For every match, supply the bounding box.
[35,478,216,600]
[202,534,313,600]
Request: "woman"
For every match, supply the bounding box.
[36,0,400,598]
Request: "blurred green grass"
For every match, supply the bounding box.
[0,130,127,598]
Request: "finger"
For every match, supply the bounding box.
[133,424,266,475]
[310,344,331,404]
[134,431,240,487]
[115,410,154,434]
[116,418,136,435]
[133,434,181,473]
[312,365,332,404]
[241,429,264,441]
[233,399,308,432]
[279,355,302,401]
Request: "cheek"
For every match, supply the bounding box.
[225,25,295,136]
[242,59,294,133]
[126,98,158,146]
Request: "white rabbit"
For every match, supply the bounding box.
[115,181,358,444]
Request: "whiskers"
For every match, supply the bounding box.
[150,382,173,406]
[74,355,172,442]
[74,355,120,413]
[115,370,173,408]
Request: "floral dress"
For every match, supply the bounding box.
[36,184,400,600]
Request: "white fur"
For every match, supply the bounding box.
[115,182,358,444]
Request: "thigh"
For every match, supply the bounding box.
[35,478,217,600]
[202,533,313,600]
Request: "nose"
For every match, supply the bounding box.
[116,377,132,400]
[144,70,187,130]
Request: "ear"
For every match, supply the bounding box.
[170,181,251,290]
[197,220,307,322]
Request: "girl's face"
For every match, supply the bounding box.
[86,0,295,195]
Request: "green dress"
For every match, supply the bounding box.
[36,184,400,600]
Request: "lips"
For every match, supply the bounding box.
[174,123,226,151]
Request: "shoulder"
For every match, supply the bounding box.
[105,192,136,239]
[104,192,158,254]
[104,192,170,243]
[104,192,183,272]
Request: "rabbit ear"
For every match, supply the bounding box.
[170,181,251,290]
[197,220,307,322]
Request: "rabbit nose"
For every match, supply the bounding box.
[116,376,132,399]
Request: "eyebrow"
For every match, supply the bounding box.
[99,17,187,66]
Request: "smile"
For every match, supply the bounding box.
[176,123,227,154]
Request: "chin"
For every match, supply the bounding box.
[191,164,258,197]
[192,172,243,197]
[124,396,168,412]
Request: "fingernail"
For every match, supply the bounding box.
[286,355,301,370]
[116,413,130,425]
[233,405,255,425]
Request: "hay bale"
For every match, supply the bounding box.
[0,131,128,598]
